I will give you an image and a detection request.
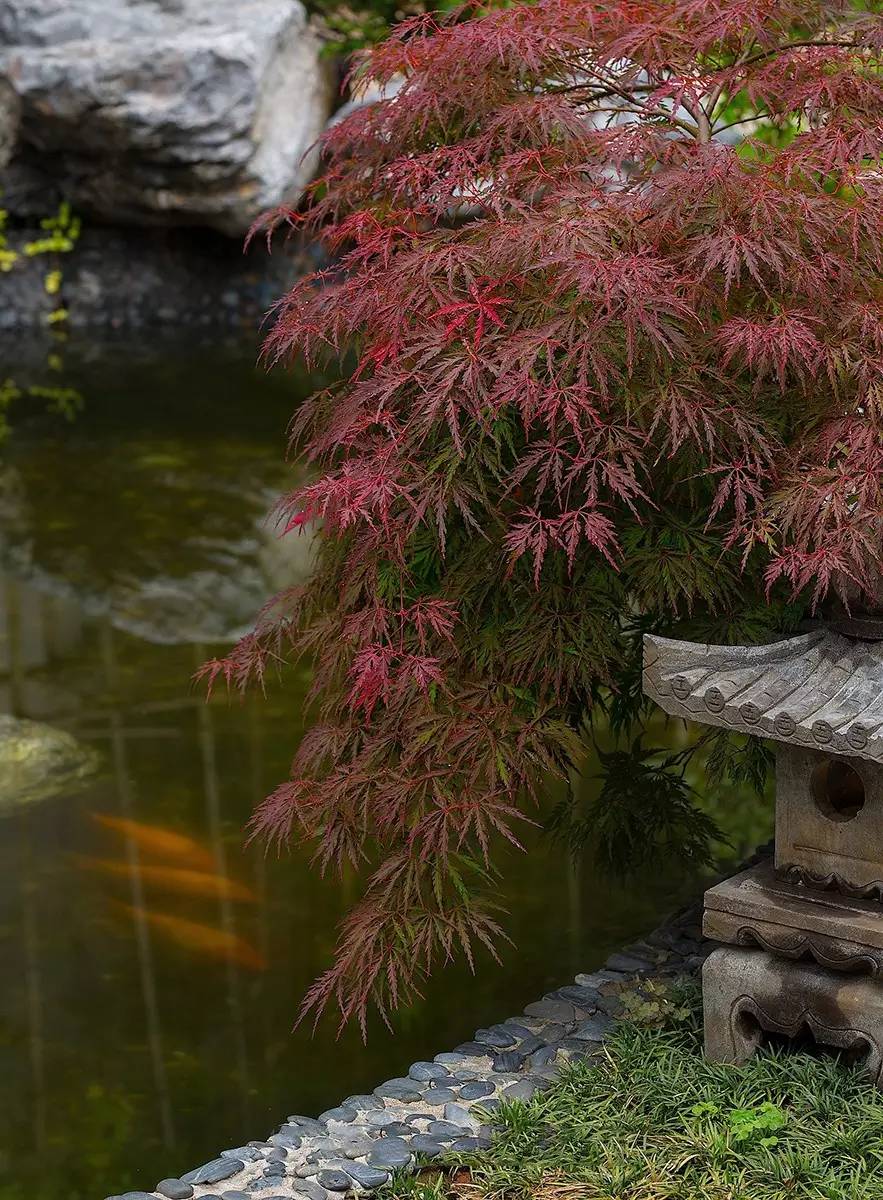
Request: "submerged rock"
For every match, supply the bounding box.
[0,431,316,645]
[0,714,98,812]
[0,0,335,236]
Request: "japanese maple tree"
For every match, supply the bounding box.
[203,0,883,1030]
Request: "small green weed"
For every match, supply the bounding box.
[616,978,693,1028]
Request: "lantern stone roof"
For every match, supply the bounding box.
[642,630,883,763]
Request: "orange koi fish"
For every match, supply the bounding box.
[75,856,257,903]
[112,902,267,971]
[90,812,217,872]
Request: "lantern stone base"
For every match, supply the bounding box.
[702,946,883,1085]
[703,857,883,976]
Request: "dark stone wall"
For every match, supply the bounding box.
[0,221,321,332]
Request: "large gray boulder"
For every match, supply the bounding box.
[0,0,335,235]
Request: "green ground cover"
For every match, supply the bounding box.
[393,986,883,1200]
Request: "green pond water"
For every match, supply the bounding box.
[0,342,773,1200]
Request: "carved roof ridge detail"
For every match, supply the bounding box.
[642,631,883,763]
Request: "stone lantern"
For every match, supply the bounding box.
[643,627,883,1082]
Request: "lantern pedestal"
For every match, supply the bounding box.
[703,857,883,977]
[702,946,883,1084]
[642,628,883,1080]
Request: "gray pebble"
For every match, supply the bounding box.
[554,985,601,1009]
[181,1158,244,1186]
[574,972,606,987]
[156,1182,193,1200]
[572,1015,614,1040]
[411,1134,446,1157]
[221,1193,251,1200]
[381,1121,413,1136]
[427,1121,466,1140]
[474,1027,516,1048]
[365,1110,399,1128]
[503,1021,533,1039]
[559,1042,600,1061]
[344,1163,390,1189]
[560,1036,595,1051]
[305,1138,339,1157]
[532,1023,565,1042]
[295,1164,320,1178]
[321,1105,357,1124]
[375,1134,411,1152]
[409,1062,449,1083]
[444,1103,477,1129]
[317,1170,352,1191]
[460,1081,495,1101]
[523,999,577,1021]
[450,1136,491,1152]
[263,1162,286,1177]
[530,1046,558,1067]
[343,1095,383,1112]
[516,1036,545,1056]
[476,1098,502,1114]
[266,1148,287,1161]
[453,1042,492,1058]
[594,993,624,1017]
[340,1136,376,1158]
[367,1136,413,1169]
[105,1193,157,1200]
[492,1051,524,1072]
[291,1180,326,1200]
[268,1130,303,1150]
[502,1080,539,1102]
[423,1087,457,1106]
[374,1079,422,1102]
[221,1146,262,1163]
[434,1052,468,1066]
[606,952,652,973]
[288,1116,327,1134]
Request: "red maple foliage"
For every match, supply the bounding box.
[201,0,883,1031]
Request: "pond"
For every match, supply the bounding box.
[0,341,773,1200]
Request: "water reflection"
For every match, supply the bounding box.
[0,570,708,1200]
[0,347,760,1199]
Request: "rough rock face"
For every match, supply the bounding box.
[0,0,335,235]
[0,77,18,169]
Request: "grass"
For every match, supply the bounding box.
[391,985,883,1200]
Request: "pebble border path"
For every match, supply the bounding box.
[108,847,774,1200]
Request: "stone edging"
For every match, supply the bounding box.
[110,838,786,1200]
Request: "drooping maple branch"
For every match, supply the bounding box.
[223,0,883,1030]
